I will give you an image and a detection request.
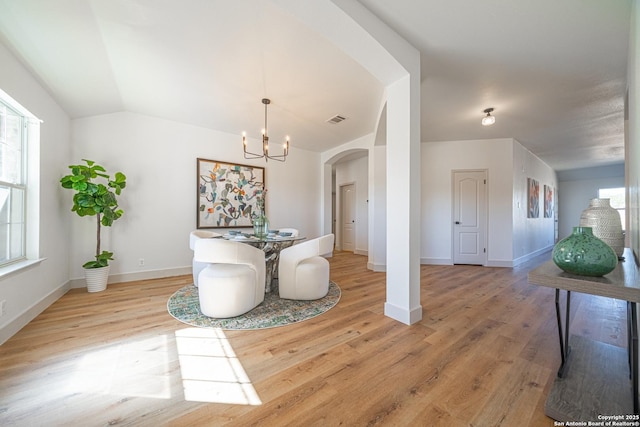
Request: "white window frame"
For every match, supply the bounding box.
[598,187,626,231]
[0,101,27,266]
[0,88,41,275]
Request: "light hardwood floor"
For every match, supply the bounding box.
[0,251,628,426]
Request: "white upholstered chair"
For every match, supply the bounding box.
[194,238,266,318]
[270,228,299,281]
[189,230,221,286]
[278,234,334,300]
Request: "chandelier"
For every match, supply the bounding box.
[481,107,496,126]
[242,98,289,162]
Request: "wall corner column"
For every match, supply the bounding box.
[384,72,422,325]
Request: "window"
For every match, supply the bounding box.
[599,187,626,231]
[0,87,40,270]
[0,100,26,266]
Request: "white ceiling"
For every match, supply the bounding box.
[0,0,632,171]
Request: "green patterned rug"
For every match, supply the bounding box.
[167,281,341,330]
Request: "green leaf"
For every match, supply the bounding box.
[83,250,114,268]
[71,182,88,191]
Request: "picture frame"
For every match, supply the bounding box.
[544,184,554,218]
[197,158,265,229]
[528,178,540,218]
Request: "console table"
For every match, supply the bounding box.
[528,248,640,421]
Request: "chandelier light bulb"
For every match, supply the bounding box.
[482,107,495,126]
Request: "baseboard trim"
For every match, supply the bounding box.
[354,249,368,256]
[0,280,70,345]
[367,262,386,272]
[512,246,553,267]
[70,266,192,289]
[420,257,453,265]
[421,248,553,268]
[486,260,514,267]
[384,301,423,325]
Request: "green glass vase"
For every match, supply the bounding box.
[252,214,269,238]
[552,226,618,277]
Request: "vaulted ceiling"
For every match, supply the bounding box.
[0,0,632,171]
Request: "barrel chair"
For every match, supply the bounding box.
[270,227,299,280]
[278,234,334,300]
[189,230,220,287]
[194,238,266,318]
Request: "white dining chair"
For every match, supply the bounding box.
[194,238,266,318]
[189,230,221,286]
[269,228,300,281]
[278,234,334,300]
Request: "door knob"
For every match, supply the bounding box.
[455,221,460,224]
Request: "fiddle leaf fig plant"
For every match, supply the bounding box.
[60,159,127,269]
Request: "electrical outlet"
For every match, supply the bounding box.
[0,300,6,317]
[138,258,145,266]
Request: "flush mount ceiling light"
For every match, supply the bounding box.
[482,107,496,126]
[242,98,289,162]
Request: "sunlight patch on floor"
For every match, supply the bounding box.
[175,327,262,405]
[66,334,172,398]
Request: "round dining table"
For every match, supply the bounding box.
[220,233,305,293]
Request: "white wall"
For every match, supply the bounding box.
[421,138,515,266]
[0,42,72,343]
[370,144,387,270]
[70,112,321,284]
[335,155,368,254]
[557,165,625,240]
[421,138,556,266]
[512,140,557,264]
[627,0,640,405]
[629,0,640,260]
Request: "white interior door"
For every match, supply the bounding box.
[453,170,487,265]
[341,184,355,252]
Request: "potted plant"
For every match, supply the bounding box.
[60,159,126,292]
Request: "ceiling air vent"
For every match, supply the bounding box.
[326,115,347,124]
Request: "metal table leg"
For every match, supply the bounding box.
[555,288,572,377]
[252,240,296,293]
[628,301,639,414]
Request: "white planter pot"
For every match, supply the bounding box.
[85,265,110,292]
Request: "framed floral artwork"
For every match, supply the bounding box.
[527,178,539,218]
[544,184,554,218]
[197,158,265,228]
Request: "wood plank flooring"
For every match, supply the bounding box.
[0,251,629,426]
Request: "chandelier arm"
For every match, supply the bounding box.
[264,102,268,138]
[243,132,266,158]
[244,150,267,159]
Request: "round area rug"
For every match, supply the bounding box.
[167,281,341,330]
